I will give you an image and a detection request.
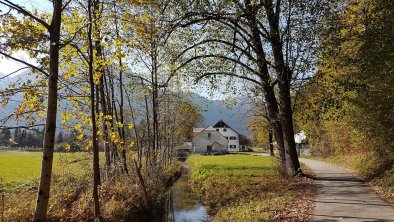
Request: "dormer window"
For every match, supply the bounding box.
[223,128,227,132]
[216,129,219,131]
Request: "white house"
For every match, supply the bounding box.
[212,120,240,152]
[192,120,240,153]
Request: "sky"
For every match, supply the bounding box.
[0,1,250,134]
[0,0,244,100]
[0,51,39,75]
[0,0,51,76]
[3,0,52,12]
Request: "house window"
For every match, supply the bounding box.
[230,145,236,149]
[216,129,219,131]
[223,128,227,132]
[207,145,212,151]
[229,136,236,140]
[225,136,228,140]
[208,133,211,138]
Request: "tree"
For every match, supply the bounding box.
[87,0,102,218]
[12,128,22,146]
[0,0,65,219]
[32,0,63,220]
[117,0,193,167]
[295,0,394,171]
[249,114,274,156]
[56,131,64,144]
[173,0,327,175]
[0,128,11,146]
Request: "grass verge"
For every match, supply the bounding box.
[187,155,315,222]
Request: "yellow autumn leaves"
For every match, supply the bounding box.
[60,111,135,151]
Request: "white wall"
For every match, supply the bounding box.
[214,127,239,152]
[294,131,306,144]
[192,130,228,153]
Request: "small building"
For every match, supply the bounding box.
[192,126,228,153]
[294,131,309,156]
[192,120,240,153]
[212,120,240,152]
[294,131,306,144]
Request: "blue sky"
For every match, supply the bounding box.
[0,1,242,100]
[0,1,51,75]
[6,0,52,12]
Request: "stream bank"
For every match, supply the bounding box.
[165,164,212,222]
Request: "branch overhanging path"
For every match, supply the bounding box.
[300,158,394,221]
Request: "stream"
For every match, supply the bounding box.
[166,164,212,222]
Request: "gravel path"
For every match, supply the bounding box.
[300,158,394,222]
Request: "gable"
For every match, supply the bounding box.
[213,120,239,136]
[213,120,230,128]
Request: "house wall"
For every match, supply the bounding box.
[214,127,240,152]
[192,130,228,153]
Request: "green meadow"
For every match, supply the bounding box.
[187,154,278,181]
[0,151,94,188]
[0,152,42,184]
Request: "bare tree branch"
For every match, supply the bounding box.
[0,51,49,76]
[178,38,257,62]
[0,0,50,30]
[195,72,261,85]
[0,67,30,80]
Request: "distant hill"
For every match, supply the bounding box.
[0,73,252,135]
[0,71,50,128]
[189,94,251,136]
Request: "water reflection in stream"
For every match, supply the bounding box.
[166,164,212,222]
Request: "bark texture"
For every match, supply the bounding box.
[33,0,63,221]
[264,0,301,173]
[88,0,101,218]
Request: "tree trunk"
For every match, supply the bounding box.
[113,2,128,174]
[141,79,151,169]
[264,0,301,174]
[268,128,274,156]
[93,9,111,170]
[125,90,143,167]
[278,73,301,173]
[33,1,62,221]
[118,60,128,174]
[106,71,120,165]
[87,0,101,218]
[263,87,287,174]
[99,78,111,169]
[244,6,287,175]
[151,56,159,164]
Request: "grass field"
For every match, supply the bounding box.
[188,155,277,181]
[0,151,94,188]
[187,154,315,222]
[0,152,42,184]
[1,151,182,221]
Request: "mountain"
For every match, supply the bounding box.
[0,73,252,135]
[189,94,251,136]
